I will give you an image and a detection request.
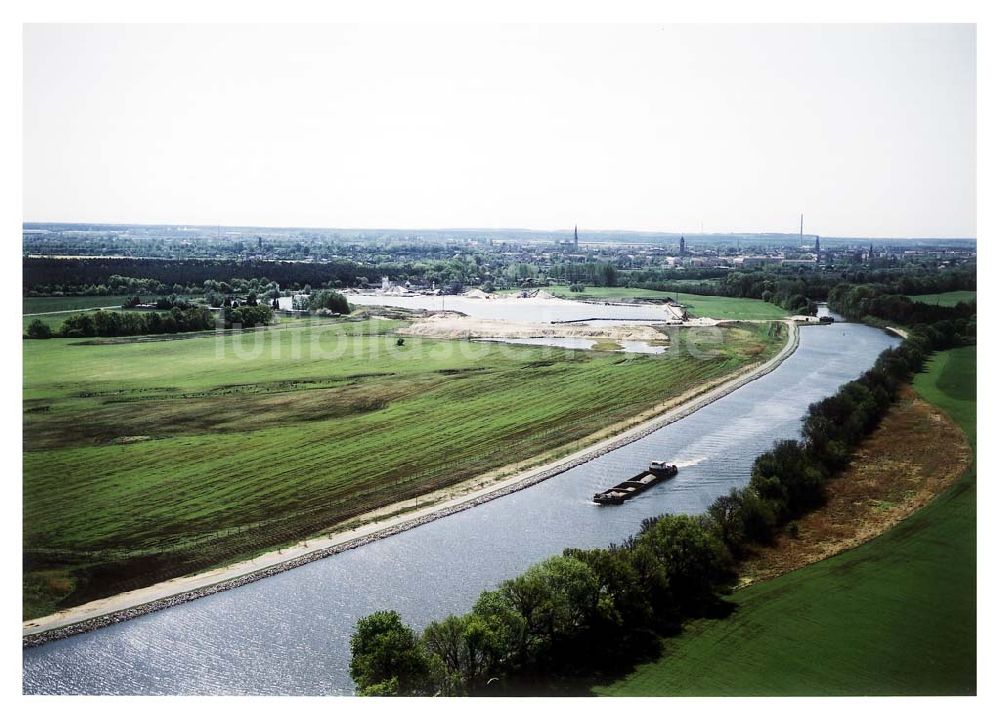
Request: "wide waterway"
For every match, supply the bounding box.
[23,318,897,695]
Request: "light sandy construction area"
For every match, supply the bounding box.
[397,312,671,341]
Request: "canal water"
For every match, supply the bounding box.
[22,320,897,695]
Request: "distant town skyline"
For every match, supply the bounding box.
[21,219,976,243]
[24,24,976,238]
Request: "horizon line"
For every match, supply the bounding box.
[21,220,977,243]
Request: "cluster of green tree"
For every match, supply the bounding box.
[547,261,620,287]
[25,319,54,339]
[707,320,966,560]
[23,257,369,295]
[349,318,973,696]
[874,267,976,295]
[626,264,974,297]
[26,274,192,297]
[221,304,274,329]
[637,273,817,314]
[715,318,976,599]
[628,272,821,314]
[630,265,974,317]
[350,511,734,696]
[289,289,351,314]
[106,275,165,294]
[25,256,479,296]
[828,283,976,330]
[307,289,351,314]
[204,291,269,308]
[202,278,282,300]
[122,295,195,310]
[625,267,732,286]
[27,305,275,339]
[24,253,975,312]
[53,307,218,338]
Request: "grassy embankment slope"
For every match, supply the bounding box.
[905,290,976,307]
[597,346,976,696]
[522,285,788,321]
[23,318,785,620]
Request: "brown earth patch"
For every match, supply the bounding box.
[739,385,972,586]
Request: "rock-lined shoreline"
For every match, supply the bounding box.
[23,321,800,649]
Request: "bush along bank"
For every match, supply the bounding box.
[348,318,973,696]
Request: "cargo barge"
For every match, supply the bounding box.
[592,461,678,505]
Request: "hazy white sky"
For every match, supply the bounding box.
[23,24,975,237]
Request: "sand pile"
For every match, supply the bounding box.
[462,289,495,300]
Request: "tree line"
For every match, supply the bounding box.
[25,256,483,296]
[350,510,734,697]
[546,261,621,287]
[26,305,273,340]
[631,271,824,314]
[828,283,976,331]
[628,265,975,317]
[123,295,196,310]
[23,257,371,295]
[24,253,974,303]
[348,317,973,696]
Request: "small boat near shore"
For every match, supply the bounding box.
[592,461,678,505]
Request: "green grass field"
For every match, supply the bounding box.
[22,318,785,619]
[906,290,976,307]
[597,345,976,696]
[23,295,146,314]
[674,294,790,321]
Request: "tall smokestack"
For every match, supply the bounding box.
[800,214,803,243]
